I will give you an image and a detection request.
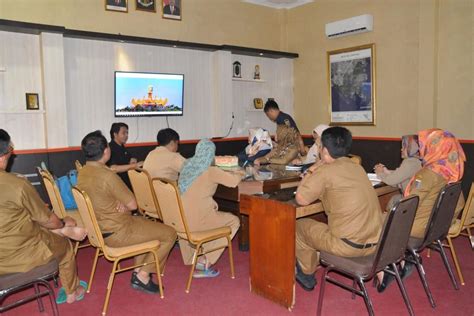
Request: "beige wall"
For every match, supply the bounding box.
[286,0,473,139]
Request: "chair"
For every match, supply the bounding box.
[37,167,87,254]
[128,169,163,220]
[317,196,419,316]
[152,178,235,293]
[348,154,362,165]
[406,182,462,308]
[445,183,474,285]
[72,187,163,316]
[74,160,83,171]
[0,259,59,316]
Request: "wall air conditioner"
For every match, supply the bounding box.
[325,14,373,39]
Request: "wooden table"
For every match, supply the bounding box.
[214,165,301,251]
[239,185,399,310]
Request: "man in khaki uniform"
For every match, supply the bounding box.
[143,128,185,181]
[294,127,383,291]
[77,130,177,294]
[0,129,86,304]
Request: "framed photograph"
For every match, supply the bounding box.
[162,0,181,20]
[105,0,128,12]
[327,43,376,125]
[26,93,39,110]
[136,0,156,12]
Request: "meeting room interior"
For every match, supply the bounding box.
[0,0,473,315]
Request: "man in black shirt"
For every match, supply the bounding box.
[264,100,306,155]
[108,122,142,190]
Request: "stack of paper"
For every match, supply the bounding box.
[367,173,382,186]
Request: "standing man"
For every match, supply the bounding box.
[0,129,86,304]
[294,127,383,291]
[143,128,186,182]
[263,99,306,156]
[78,130,177,294]
[108,122,142,190]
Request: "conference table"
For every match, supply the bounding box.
[238,184,399,310]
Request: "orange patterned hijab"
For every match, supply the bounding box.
[404,128,466,196]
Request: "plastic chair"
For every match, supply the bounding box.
[0,259,59,316]
[317,196,419,316]
[406,182,462,308]
[72,187,163,315]
[152,178,235,293]
[128,169,163,220]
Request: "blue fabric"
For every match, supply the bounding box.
[178,139,215,194]
[55,170,78,210]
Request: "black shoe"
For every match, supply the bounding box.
[401,262,414,280]
[131,272,160,294]
[377,271,395,293]
[295,262,316,291]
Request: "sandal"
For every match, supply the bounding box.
[193,268,220,279]
[56,280,87,304]
[195,257,209,271]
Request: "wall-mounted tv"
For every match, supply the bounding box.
[115,71,184,117]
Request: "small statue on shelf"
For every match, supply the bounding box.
[254,65,260,80]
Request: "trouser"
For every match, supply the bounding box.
[41,229,79,295]
[179,211,240,266]
[295,219,376,275]
[104,217,177,273]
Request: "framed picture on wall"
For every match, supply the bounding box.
[105,0,128,12]
[136,0,156,12]
[327,43,376,125]
[162,0,181,20]
[26,93,39,110]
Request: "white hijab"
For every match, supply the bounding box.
[304,124,329,164]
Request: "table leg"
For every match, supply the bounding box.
[239,214,249,251]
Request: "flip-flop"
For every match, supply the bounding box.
[193,268,220,279]
[56,280,88,304]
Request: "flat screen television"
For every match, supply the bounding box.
[114,71,184,117]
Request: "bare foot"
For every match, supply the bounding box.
[66,284,86,304]
[53,226,87,241]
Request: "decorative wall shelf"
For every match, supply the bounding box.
[232,78,266,83]
[0,110,45,114]
[246,108,264,112]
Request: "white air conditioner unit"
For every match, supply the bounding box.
[325,14,373,39]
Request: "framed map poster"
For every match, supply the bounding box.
[328,44,376,125]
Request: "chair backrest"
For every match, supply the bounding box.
[372,195,419,274]
[152,178,190,238]
[460,182,474,227]
[74,160,83,171]
[38,168,67,218]
[128,169,162,220]
[71,187,105,249]
[422,182,462,247]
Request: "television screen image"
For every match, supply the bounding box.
[115,71,184,117]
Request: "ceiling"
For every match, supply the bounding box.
[242,0,314,10]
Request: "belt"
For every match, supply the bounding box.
[341,238,377,249]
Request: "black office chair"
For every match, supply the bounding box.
[0,259,59,315]
[406,182,462,308]
[317,195,419,316]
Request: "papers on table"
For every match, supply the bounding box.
[367,173,382,186]
[285,164,303,171]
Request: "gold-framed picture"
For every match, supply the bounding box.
[105,0,128,12]
[327,43,376,126]
[162,0,181,20]
[26,93,39,110]
[136,0,156,12]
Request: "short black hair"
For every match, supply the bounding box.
[0,129,11,156]
[264,99,279,113]
[321,127,352,159]
[81,130,108,161]
[110,122,128,141]
[157,128,180,146]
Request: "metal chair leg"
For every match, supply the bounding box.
[152,251,164,299]
[42,279,59,316]
[316,267,329,316]
[357,277,374,316]
[436,240,459,290]
[352,278,357,299]
[447,237,465,285]
[410,249,436,308]
[391,263,414,316]
[102,261,118,316]
[87,248,100,293]
[34,282,45,312]
[186,243,202,293]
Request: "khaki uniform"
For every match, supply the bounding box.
[295,157,383,274]
[0,170,79,294]
[179,167,241,265]
[408,168,465,238]
[143,147,186,181]
[77,162,177,272]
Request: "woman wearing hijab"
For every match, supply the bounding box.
[254,124,300,165]
[292,124,329,165]
[178,139,242,278]
[237,128,273,165]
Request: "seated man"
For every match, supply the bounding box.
[77,131,177,294]
[294,127,383,291]
[143,128,185,181]
[0,129,86,304]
